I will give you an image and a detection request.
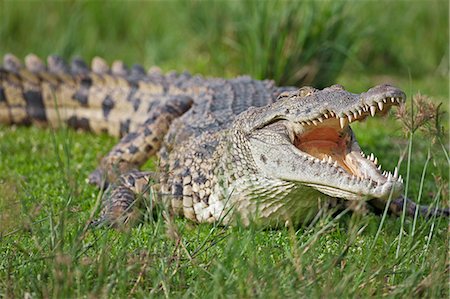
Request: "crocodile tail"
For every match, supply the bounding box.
[0,53,171,137]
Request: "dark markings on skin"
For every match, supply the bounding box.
[131,64,146,78]
[120,119,131,136]
[121,132,139,143]
[147,101,157,113]
[260,154,267,164]
[144,115,158,125]
[128,145,139,154]
[173,183,183,197]
[144,127,152,136]
[73,91,88,106]
[102,95,115,118]
[132,98,141,112]
[173,159,180,169]
[80,77,93,88]
[181,168,191,177]
[161,105,179,116]
[144,144,153,152]
[73,76,92,106]
[71,58,89,74]
[276,159,281,166]
[0,88,6,103]
[126,174,135,187]
[194,173,207,185]
[23,90,47,121]
[67,116,90,131]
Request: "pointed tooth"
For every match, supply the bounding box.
[348,114,353,122]
[387,172,392,181]
[314,158,320,163]
[353,112,358,119]
[323,113,329,119]
[377,165,382,170]
[312,120,318,126]
[395,97,400,103]
[339,117,347,129]
[378,101,384,111]
[369,153,374,161]
[391,97,395,102]
[393,167,398,178]
[306,121,312,125]
[370,105,376,116]
[383,98,387,103]
[357,108,363,115]
[374,157,378,165]
[333,161,338,168]
[328,156,333,164]
[399,175,403,183]
[318,117,323,123]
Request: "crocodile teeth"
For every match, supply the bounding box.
[370,105,377,117]
[383,98,387,103]
[348,114,353,122]
[377,165,382,170]
[387,172,392,181]
[369,153,374,161]
[391,97,395,103]
[357,108,362,115]
[353,112,359,119]
[339,117,348,129]
[333,161,338,168]
[312,120,318,126]
[393,167,398,178]
[318,117,324,123]
[399,175,403,183]
[327,156,333,164]
[378,101,384,111]
[323,113,329,119]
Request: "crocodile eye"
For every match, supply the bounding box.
[297,86,317,97]
[278,91,292,99]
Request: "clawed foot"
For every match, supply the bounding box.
[89,170,158,228]
[88,167,109,189]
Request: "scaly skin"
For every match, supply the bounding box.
[1,54,448,227]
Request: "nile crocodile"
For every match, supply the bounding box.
[0,54,448,227]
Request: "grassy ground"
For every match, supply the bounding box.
[0,1,449,298]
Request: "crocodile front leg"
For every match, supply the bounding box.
[88,95,193,188]
[91,170,160,227]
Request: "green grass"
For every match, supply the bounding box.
[0,1,449,297]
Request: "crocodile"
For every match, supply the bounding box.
[1,53,448,227]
